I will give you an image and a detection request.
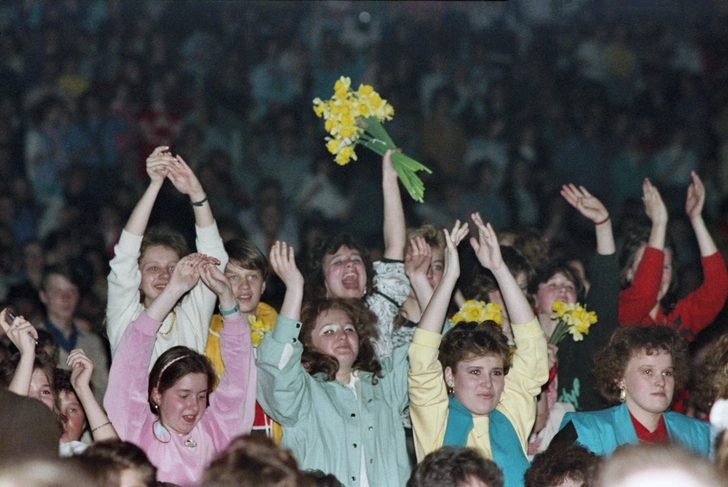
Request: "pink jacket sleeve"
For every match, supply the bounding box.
[204,314,256,441]
[104,312,159,440]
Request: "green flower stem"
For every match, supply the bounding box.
[356,117,432,202]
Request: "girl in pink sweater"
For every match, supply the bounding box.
[105,253,256,486]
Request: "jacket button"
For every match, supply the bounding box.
[295,323,301,328]
[351,413,356,417]
[353,444,357,448]
[292,338,297,343]
[368,426,373,431]
[352,477,356,481]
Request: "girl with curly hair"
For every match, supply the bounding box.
[553,326,709,456]
[303,149,410,360]
[257,241,411,487]
[408,214,548,487]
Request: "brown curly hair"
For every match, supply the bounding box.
[303,233,374,301]
[691,333,728,414]
[593,326,689,404]
[299,299,382,383]
[439,321,512,375]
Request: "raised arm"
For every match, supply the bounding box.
[125,146,175,236]
[470,213,535,324]
[417,221,469,334]
[269,241,305,321]
[686,171,718,257]
[561,184,615,255]
[67,349,119,441]
[405,236,435,318]
[0,309,38,396]
[167,155,215,229]
[383,148,406,260]
[145,253,211,320]
[643,178,668,251]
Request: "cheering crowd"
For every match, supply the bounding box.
[3,1,728,487]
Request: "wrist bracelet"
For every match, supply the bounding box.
[91,421,112,433]
[596,215,610,226]
[219,302,240,316]
[191,195,208,207]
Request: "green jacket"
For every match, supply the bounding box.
[257,316,411,487]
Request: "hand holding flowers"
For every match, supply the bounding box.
[313,77,432,202]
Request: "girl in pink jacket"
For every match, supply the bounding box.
[105,253,256,486]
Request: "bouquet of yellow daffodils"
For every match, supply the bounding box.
[313,76,432,202]
[451,300,503,326]
[549,301,597,345]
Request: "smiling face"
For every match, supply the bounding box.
[152,372,208,436]
[445,354,506,417]
[224,263,266,314]
[322,245,367,299]
[310,308,359,374]
[139,245,180,307]
[29,368,55,411]
[59,390,86,442]
[620,349,675,422]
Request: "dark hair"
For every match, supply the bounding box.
[299,299,382,383]
[139,225,190,264]
[302,470,345,487]
[304,233,374,301]
[35,329,60,364]
[528,260,586,303]
[75,440,157,487]
[470,245,534,301]
[691,332,728,414]
[593,326,689,403]
[618,226,676,292]
[406,446,504,487]
[439,321,512,375]
[0,350,56,393]
[40,263,79,293]
[404,224,446,256]
[201,435,307,487]
[225,238,269,281]
[525,442,599,487]
[148,346,216,415]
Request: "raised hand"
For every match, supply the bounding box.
[269,241,304,290]
[405,236,432,283]
[642,178,668,227]
[167,155,205,197]
[560,184,608,224]
[200,262,235,305]
[442,220,470,281]
[685,171,705,221]
[67,349,94,392]
[0,309,37,356]
[146,146,175,183]
[169,253,213,295]
[382,148,400,180]
[469,212,504,272]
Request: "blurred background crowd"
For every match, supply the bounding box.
[1,0,728,349]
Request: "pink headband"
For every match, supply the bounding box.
[156,355,190,389]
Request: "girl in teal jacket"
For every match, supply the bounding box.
[257,241,410,487]
[554,326,709,456]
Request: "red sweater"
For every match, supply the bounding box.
[618,247,728,341]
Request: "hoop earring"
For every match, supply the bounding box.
[619,385,626,403]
